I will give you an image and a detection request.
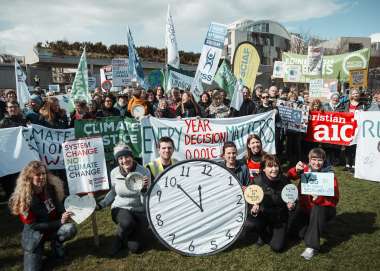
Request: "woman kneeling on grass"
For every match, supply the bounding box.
[9,161,77,271]
[97,143,151,256]
[246,154,295,252]
[288,148,339,260]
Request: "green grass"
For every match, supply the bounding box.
[1,167,380,271]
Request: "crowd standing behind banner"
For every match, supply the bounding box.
[0,81,379,269]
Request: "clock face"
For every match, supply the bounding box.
[146,159,247,256]
[125,172,144,192]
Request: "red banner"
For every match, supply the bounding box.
[305,111,357,145]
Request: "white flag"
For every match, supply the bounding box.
[165,5,180,68]
[230,79,244,111]
[15,60,31,109]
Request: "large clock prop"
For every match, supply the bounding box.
[146,159,247,256]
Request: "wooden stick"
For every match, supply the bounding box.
[89,193,99,247]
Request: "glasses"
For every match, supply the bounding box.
[261,96,269,99]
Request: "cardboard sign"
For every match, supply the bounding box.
[62,137,109,195]
[349,68,368,89]
[244,185,264,204]
[64,195,96,224]
[301,172,334,196]
[276,100,309,132]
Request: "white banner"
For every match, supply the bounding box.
[22,124,75,170]
[141,111,276,165]
[112,58,130,87]
[63,137,109,194]
[301,172,334,196]
[0,127,40,177]
[355,111,380,182]
[191,22,227,100]
[165,5,180,68]
[15,60,31,109]
[167,70,193,91]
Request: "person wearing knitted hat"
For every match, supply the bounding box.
[24,94,44,124]
[97,142,151,256]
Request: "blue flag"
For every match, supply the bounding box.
[127,28,145,87]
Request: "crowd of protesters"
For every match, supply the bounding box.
[1,82,380,270]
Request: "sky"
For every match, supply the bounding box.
[0,0,379,56]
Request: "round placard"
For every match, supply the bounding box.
[244,185,264,205]
[125,172,144,192]
[281,184,298,203]
[131,104,145,119]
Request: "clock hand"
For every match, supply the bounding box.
[177,184,203,212]
[198,185,203,210]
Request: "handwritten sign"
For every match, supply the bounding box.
[64,195,96,224]
[301,172,334,196]
[281,184,298,203]
[244,185,264,204]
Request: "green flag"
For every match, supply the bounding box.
[214,60,237,99]
[71,48,90,103]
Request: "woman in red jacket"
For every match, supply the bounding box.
[288,148,339,260]
[244,134,266,183]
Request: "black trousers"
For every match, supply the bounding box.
[245,214,287,252]
[111,208,147,244]
[288,205,336,250]
[344,145,356,167]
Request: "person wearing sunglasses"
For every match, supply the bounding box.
[257,91,274,114]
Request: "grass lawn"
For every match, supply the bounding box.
[1,166,379,271]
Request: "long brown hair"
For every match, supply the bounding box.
[180,90,200,116]
[39,97,66,123]
[245,134,266,161]
[8,161,64,215]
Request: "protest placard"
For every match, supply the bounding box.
[354,111,380,182]
[309,79,338,101]
[276,100,309,132]
[349,68,368,89]
[74,116,141,162]
[63,137,109,195]
[141,111,276,164]
[112,58,130,87]
[88,76,96,90]
[301,172,335,196]
[306,46,324,76]
[284,64,302,82]
[22,124,75,169]
[305,111,357,145]
[0,127,40,177]
[272,61,285,78]
[48,84,60,93]
[100,65,112,91]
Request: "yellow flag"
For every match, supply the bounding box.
[232,42,260,91]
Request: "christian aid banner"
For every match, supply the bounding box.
[63,137,109,194]
[22,124,75,169]
[354,112,380,182]
[305,111,357,145]
[141,111,276,165]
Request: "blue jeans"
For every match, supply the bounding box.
[23,223,77,271]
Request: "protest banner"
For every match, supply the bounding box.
[48,84,60,93]
[22,124,75,169]
[0,127,40,177]
[301,172,335,196]
[141,111,276,165]
[74,116,141,162]
[112,58,130,87]
[147,69,164,89]
[165,4,180,69]
[167,69,194,91]
[191,22,227,100]
[63,137,109,195]
[282,48,370,83]
[306,46,324,76]
[284,64,302,82]
[100,65,112,91]
[71,48,91,103]
[305,111,357,145]
[276,100,309,132]
[272,61,285,78]
[354,111,380,182]
[214,59,237,99]
[233,42,260,90]
[309,79,338,102]
[15,60,31,109]
[128,28,145,87]
[349,68,368,89]
[88,76,96,90]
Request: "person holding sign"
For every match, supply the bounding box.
[97,143,151,256]
[288,148,339,260]
[145,137,177,181]
[245,154,294,252]
[243,134,266,182]
[8,161,77,271]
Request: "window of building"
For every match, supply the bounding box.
[348,43,363,52]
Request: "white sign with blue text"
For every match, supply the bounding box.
[301,172,334,196]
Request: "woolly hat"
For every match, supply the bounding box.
[30,94,43,106]
[113,142,133,161]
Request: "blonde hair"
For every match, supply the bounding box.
[8,161,64,215]
[39,97,66,124]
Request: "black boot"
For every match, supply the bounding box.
[109,236,123,257]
